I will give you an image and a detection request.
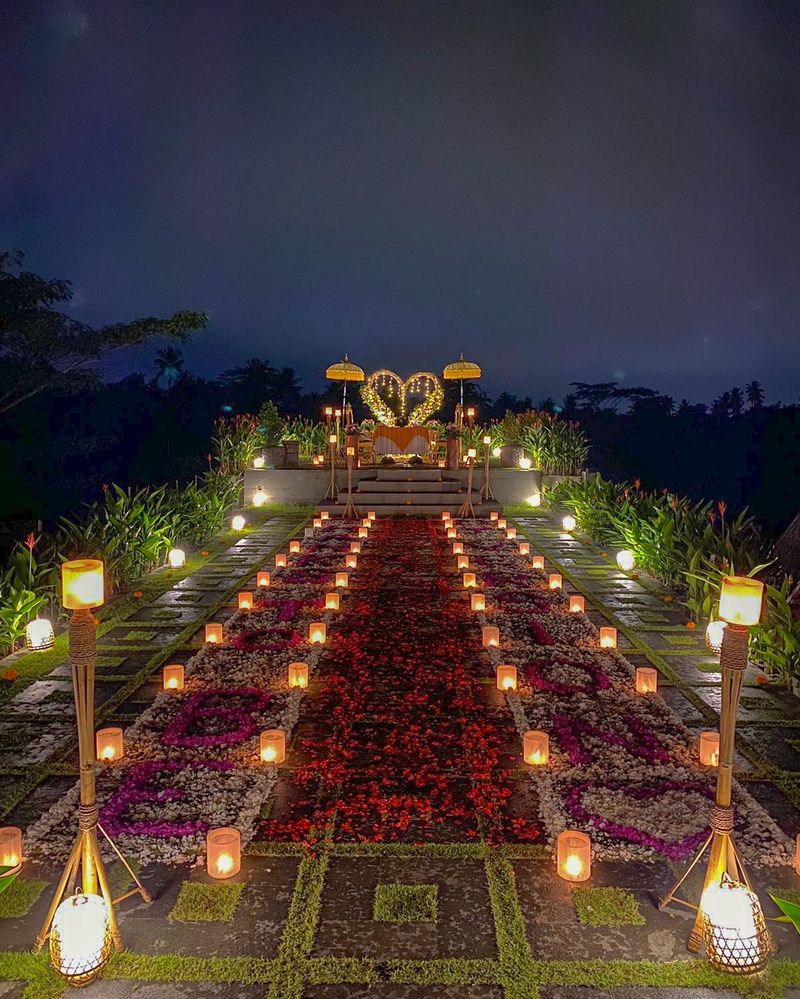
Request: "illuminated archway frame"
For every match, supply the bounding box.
[361,370,444,426]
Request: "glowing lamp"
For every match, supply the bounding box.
[205,623,223,644]
[705,619,727,655]
[557,830,591,882]
[699,730,720,767]
[506,528,517,541]
[313,517,323,528]
[346,446,355,457]
[361,518,371,528]
[259,729,286,764]
[253,455,266,469]
[275,552,288,568]
[350,541,362,553]
[635,667,658,693]
[497,518,507,530]
[483,435,492,445]
[95,727,123,762]
[288,662,309,688]
[466,448,477,460]
[321,511,330,521]
[562,515,576,532]
[519,456,532,470]
[529,493,542,507]
[463,572,477,589]
[496,664,517,690]
[441,512,450,521]
[438,459,446,468]
[519,542,530,556]
[700,878,769,975]
[599,627,617,649]
[482,625,500,648]
[447,528,457,540]
[252,487,267,507]
[309,621,326,644]
[548,573,562,590]
[50,891,111,985]
[61,559,104,610]
[237,591,253,610]
[718,576,764,627]
[0,826,23,874]
[532,555,545,571]
[325,591,340,611]
[453,542,464,555]
[569,594,585,614]
[492,446,501,458]
[523,731,549,766]
[167,548,186,569]
[466,407,476,418]
[329,433,337,445]
[163,664,185,691]
[289,540,301,555]
[335,571,349,589]
[346,553,358,569]
[206,827,241,879]
[490,511,499,522]
[368,510,376,521]
[457,555,469,570]
[471,592,486,612]
[25,617,55,652]
[324,406,333,418]
[616,550,635,571]
[257,571,271,588]
[358,527,369,539]
[231,515,246,531]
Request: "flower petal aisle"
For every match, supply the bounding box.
[257,518,541,844]
[459,519,792,865]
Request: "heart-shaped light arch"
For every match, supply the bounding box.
[361,369,444,426]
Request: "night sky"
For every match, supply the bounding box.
[3,0,800,403]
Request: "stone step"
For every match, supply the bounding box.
[321,501,501,517]
[374,467,445,481]
[337,490,474,505]
[356,478,458,493]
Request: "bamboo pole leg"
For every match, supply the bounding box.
[33,835,83,951]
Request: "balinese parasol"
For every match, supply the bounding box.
[325,353,365,412]
[443,353,481,407]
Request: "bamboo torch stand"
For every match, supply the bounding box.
[342,449,359,518]
[480,440,495,503]
[324,437,338,502]
[658,622,773,954]
[34,607,151,955]
[458,453,476,518]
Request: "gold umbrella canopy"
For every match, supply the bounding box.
[442,352,481,406]
[325,353,365,411]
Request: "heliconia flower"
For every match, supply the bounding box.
[718,500,727,516]
[25,531,38,552]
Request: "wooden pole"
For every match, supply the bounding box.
[480,441,495,502]
[458,455,476,518]
[343,449,359,518]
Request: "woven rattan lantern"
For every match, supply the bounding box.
[699,730,720,767]
[562,515,576,532]
[50,891,111,985]
[288,662,309,689]
[635,667,658,693]
[496,664,517,690]
[471,592,486,612]
[548,573,562,590]
[482,626,500,648]
[599,627,617,649]
[163,664,185,691]
[204,623,223,644]
[0,826,22,874]
[557,830,591,882]
[231,515,246,531]
[309,622,327,644]
[259,729,286,764]
[705,620,727,655]
[25,617,55,652]
[95,728,123,762]
[206,827,241,879]
[616,549,635,571]
[523,730,549,766]
[569,595,585,614]
[700,877,769,975]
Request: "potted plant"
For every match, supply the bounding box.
[498,411,523,468]
[256,402,286,467]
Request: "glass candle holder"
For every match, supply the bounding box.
[163,664,185,691]
[346,553,357,569]
[259,729,286,764]
[482,626,500,648]
[471,592,486,612]
[205,623,223,644]
[548,574,562,590]
[257,571,271,588]
[358,527,369,539]
[335,572,349,589]
[532,555,545,571]
[699,730,720,767]
[635,666,658,693]
[523,730,549,766]
[288,662,309,688]
[309,622,327,644]
[275,552,287,568]
[0,826,23,874]
[325,591,340,611]
[557,830,591,882]
[289,540,301,555]
[350,541,361,554]
[506,528,517,540]
[457,555,469,570]
[452,542,464,555]
[238,591,253,610]
[519,542,530,556]
[496,664,517,690]
[497,518,507,530]
[95,727,123,762]
[207,827,241,879]
[313,517,323,529]
[463,572,477,589]
[599,627,617,649]
[490,511,499,522]
[569,595,585,613]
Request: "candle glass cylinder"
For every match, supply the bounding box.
[523,730,549,766]
[207,827,241,879]
[95,727,123,762]
[557,830,591,882]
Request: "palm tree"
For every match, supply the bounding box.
[153,347,184,389]
[745,380,765,409]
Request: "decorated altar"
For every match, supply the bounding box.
[372,425,433,455]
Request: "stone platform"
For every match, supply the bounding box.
[325,466,502,516]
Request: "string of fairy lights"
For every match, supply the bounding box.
[360,369,444,425]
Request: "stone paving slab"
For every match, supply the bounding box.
[83,984,267,998]
[539,990,741,999]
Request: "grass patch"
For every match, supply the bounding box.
[373,883,438,923]
[0,878,47,918]
[572,887,645,927]
[169,882,243,923]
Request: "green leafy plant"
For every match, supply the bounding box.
[212,414,259,474]
[257,401,285,448]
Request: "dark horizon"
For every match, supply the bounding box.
[3,0,800,404]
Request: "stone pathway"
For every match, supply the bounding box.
[4,510,800,997]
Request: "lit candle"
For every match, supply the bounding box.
[207,827,241,879]
[518,542,530,556]
[482,625,500,648]
[204,623,223,644]
[557,830,591,882]
[275,552,287,568]
[532,555,545,571]
[350,541,361,554]
[0,827,22,874]
[95,727,123,762]
[635,666,658,693]
[238,591,253,610]
[346,553,357,569]
[523,730,549,766]
[463,572,477,589]
[313,517,323,529]
[548,573,562,590]
[506,528,517,540]
[325,591,340,611]
[335,571,349,589]
[257,571,271,588]
[599,627,617,650]
[496,664,517,690]
[358,526,369,539]
[457,555,469,570]
[289,540,301,555]
[259,729,286,764]
[699,730,720,767]
[471,592,486,612]
[163,664,185,691]
[490,511,499,522]
[309,621,327,644]
[167,548,186,568]
[453,542,464,555]
[288,662,309,689]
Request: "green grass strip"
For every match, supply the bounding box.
[0,879,47,919]
[388,958,502,986]
[484,848,539,999]
[105,952,275,983]
[572,886,645,927]
[373,883,438,923]
[302,956,377,985]
[168,882,243,923]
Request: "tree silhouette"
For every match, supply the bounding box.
[153,347,185,389]
[746,380,765,409]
